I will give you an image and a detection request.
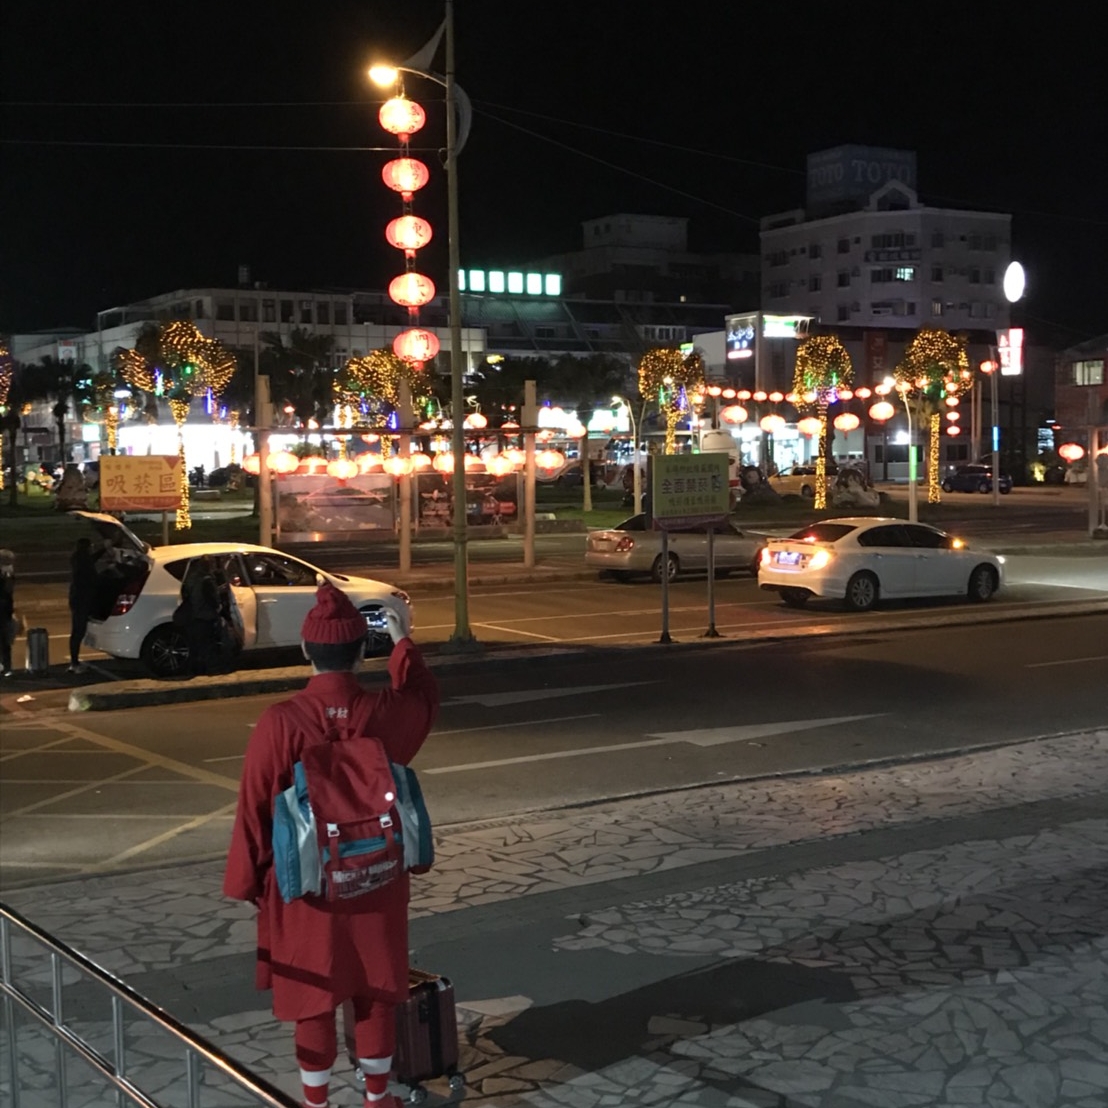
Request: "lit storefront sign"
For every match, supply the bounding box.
[997,327,1024,376]
[459,270,562,296]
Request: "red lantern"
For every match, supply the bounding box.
[385,215,434,254]
[797,417,821,437]
[946,424,961,436]
[719,404,748,424]
[393,328,440,363]
[868,401,896,422]
[381,158,429,197]
[327,457,359,480]
[760,414,786,433]
[378,97,426,138]
[1058,443,1085,462]
[833,413,860,432]
[242,454,261,475]
[536,448,565,473]
[267,450,300,475]
[388,272,436,308]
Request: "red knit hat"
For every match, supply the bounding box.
[300,582,367,644]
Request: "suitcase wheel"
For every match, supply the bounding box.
[403,1088,428,1105]
[448,1073,466,1093]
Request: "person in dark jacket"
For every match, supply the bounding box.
[180,555,222,675]
[0,549,14,677]
[68,537,99,674]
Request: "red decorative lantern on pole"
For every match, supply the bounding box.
[385,215,434,254]
[381,158,429,199]
[379,97,426,139]
[392,328,440,366]
[388,272,436,308]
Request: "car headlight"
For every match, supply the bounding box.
[390,589,411,606]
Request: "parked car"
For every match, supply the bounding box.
[586,513,765,582]
[758,517,1004,611]
[941,464,1012,494]
[74,511,411,677]
[768,463,839,498]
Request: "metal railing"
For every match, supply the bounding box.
[1,902,298,1108]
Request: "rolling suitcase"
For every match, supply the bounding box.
[26,627,50,676]
[345,969,464,1103]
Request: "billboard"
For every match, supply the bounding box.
[725,314,757,361]
[99,455,183,512]
[806,145,917,212]
[997,328,1024,376]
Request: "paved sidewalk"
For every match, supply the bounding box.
[3,729,1107,1106]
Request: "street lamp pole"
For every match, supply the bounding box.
[443,0,473,646]
[369,4,475,646]
[612,395,640,515]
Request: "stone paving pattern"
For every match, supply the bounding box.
[2,729,1107,1107]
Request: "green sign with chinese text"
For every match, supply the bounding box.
[650,453,730,530]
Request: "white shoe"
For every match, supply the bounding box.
[67,664,87,675]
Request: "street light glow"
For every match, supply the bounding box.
[368,65,399,87]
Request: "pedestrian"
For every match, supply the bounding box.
[179,555,222,675]
[68,537,99,674]
[224,583,437,1108]
[0,549,15,678]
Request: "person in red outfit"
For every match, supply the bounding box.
[224,583,438,1108]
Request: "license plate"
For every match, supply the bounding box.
[775,551,801,565]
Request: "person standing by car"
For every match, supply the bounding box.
[0,549,15,677]
[68,537,99,674]
[180,555,222,676]
[223,583,438,1108]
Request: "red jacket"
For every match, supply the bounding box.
[223,639,439,1020]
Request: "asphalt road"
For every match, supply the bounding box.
[1,605,1105,888]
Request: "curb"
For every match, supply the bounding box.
[65,596,1108,713]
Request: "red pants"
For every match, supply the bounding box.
[294,997,395,1072]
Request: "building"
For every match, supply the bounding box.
[1053,335,1108,460]
[760,145,1014,336]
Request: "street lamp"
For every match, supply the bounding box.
[612,394,641,515]
[370,0,476,648]
[883,376,918,522]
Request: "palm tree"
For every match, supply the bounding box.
[26,356,95,464]
[260,328,336,429]
[895,329,971,503]
[1,363,32,506]
[793,336,854,508]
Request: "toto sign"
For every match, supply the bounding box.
[806,145,917,211]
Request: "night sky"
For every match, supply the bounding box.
[2,2,1105,344]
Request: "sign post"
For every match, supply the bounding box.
[650,453,731,643]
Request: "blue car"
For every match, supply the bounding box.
[941,464,1012,494]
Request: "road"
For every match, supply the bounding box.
[2,608,1105,888]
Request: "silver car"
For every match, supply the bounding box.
[586,514,765,583]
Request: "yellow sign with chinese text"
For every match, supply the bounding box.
[99,455,183,512]
[651,453,730,530]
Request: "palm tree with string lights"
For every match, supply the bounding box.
[793,335,853,509]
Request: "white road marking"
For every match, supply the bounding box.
[424,714,885,773]
[443,682,651,708]
[1024,654,1108,668]
[434,713,600,737]
[474,623,561,642]
[645,714,885,746]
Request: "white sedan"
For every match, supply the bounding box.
[586,514,765,582]
[757,517,1004,611]
[76,512,412,677]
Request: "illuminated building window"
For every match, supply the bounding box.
[488,271,505,293]
[1073,359,1105,385]
[932,299,943,317]
[468,270,486,292]
[526,273,543,295]
[544,274,562,296]
[507,272,524,294]
[894,266,916,281]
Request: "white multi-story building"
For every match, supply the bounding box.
[760,145,1013,335]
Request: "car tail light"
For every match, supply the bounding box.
[760,547,771,566]
[111,576,147,615]
[808,549,832,570]
[614,537,635,552]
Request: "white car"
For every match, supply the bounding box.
[76,512,412,677]
[758,517,1004,611]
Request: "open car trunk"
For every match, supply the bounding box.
[70,511,153,621]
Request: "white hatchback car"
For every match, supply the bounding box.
[758,517,1004,611]
[76,512,412,677]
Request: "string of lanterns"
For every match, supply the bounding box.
[379,86,440,369]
